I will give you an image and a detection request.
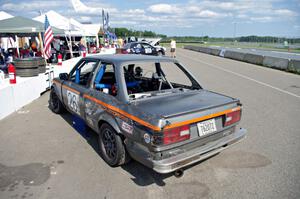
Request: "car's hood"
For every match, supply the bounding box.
[132,90,238,118]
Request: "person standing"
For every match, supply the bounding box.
[170,39,176,58]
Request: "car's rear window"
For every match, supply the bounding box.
[122,61,200,100]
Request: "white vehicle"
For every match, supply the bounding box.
[148,38,166,52]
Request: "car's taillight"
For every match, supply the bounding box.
[224,109,241,126]
[163,125,190,145]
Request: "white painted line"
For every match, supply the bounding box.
[179,53,300,99]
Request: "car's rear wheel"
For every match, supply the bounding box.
[98,123,130,166]
[49,89,65,114]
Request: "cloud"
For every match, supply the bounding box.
[196,10,225,18]
[1,1,67,11]
[127,9,145,15]
[218,2,236,10]
[250,16,273,23]
[237,14,248,19]
[186,6,201,13]
[148,4,181,14]
[273,9,298,17]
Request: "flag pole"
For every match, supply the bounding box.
[38,32,47,65]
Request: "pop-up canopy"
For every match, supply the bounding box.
[33,10,100,37]
[0,11,13,20]
[0,16,64,37]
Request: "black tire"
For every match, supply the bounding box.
[37,58,46,66]
[49,89,65,114]
[98,123,130,167]
[16,68,39,77]
[14,58,39,68]
[157,51,163,56]
[39,66,46,73]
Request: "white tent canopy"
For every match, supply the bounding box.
[33,10,83,36]
[33,10,100,37]
[82,24,100,36]
[0,11,13,20]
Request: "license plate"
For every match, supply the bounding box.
[197,118,217,137]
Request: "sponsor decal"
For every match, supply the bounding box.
[121,121,133,134]
[143,133,151,144]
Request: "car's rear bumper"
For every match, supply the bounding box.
[127,128,246,174]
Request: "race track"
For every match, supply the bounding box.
[211,46,300,60]
[0,48,299,199]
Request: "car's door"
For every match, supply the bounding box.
[84,62,126,130]
[132,43,143,54]
[142,43,156,55]
[61,58,99,119]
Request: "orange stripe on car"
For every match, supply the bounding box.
[52,80,61,85]
[62,85,80,94]
[83,94,162,131]
[53,81,79,94]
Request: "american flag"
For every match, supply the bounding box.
[43,15,53,59]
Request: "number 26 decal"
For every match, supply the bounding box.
[67,90,80,114]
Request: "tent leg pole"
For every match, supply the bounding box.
[96,34,99,48]
[15,35,20,58]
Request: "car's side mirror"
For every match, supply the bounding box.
[59,73,69,80]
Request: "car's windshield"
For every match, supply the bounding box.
[122,61,201,100]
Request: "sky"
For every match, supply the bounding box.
[1,0,300,37]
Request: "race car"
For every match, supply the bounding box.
[49,54,246,175]
[121,42,165,56]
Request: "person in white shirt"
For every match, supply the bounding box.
[170,39,176,58]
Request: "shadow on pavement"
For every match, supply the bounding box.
[121,162,173,186]
[55,110,173,187]
[58,111,100,154]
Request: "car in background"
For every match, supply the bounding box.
[121,42,165,56]
[148,38,166,53]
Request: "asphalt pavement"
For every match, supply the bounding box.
[0,48,299,199]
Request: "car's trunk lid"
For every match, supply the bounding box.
[133,89,238,119]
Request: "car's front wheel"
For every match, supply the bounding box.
[98,123,130,167]
[157,51,163,56]
[49,89,65,114]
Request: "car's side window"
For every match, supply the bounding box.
[69,60,98,87]
[135,43,142,49]
[142,43,150,48]
[93,63,117,96]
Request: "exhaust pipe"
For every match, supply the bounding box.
[174,169,184,178]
